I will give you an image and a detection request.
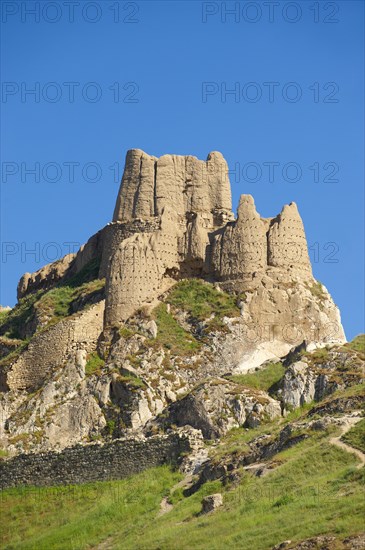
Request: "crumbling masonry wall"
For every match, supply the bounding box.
[5,302,104,391]
[0,433,191,489]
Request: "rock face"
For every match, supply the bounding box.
[14,149,345,353]
[0,148,348,457]
[146,378,281,439]
[104,151,344,355]
[277,347,364,411]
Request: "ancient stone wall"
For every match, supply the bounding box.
[4,302,104,391]
[98,218,161,277]
[210,195,268,281]
[0,433,191,489]
[112,149,233,224]
[267,202,312,276]
[210,196,312,285]
[15,150,326,344]
[17,219,161,300]
[104,209,181,325]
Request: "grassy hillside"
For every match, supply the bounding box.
[1,411,364,549]
[341,418,365,453]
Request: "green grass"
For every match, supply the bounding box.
[0,309,10,325]
[344,334,365,354]
[85,352,105,376]
[37,278,105,321]
[0,259,104,343]
[153,303,200,356]
[1,432,363,550]
[117,373,146,389]
[168,279,240,321]
[228,362,285,393]
[37,286,75,318]
[0,291,42,339]
[341,418,365,453]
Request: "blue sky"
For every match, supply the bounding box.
[1,0,364,339]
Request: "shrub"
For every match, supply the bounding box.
[85,352,105,376]
[118,374,146,389]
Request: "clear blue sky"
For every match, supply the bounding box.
[1,1,364,340]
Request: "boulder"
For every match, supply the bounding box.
[201,493,223,514]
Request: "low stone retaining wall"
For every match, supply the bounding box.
[0,433,190,489]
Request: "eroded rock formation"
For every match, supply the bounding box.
[0,148,349,457]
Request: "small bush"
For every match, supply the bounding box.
[85,352,105,376]
[106,420,116,435]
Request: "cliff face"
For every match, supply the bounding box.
[105,150,343,354]
[0,149,348,456]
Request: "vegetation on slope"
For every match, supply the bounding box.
[85,352,105,376]
[0,291,42,339]
[168,278,240,321]
[341,418,365,453]
[153,303,199,355]
[0,260,105,368]
[344,334,365,354]
[228,362,285,393]
[1,420,364,550]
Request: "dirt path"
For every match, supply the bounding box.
[329,413,365,469]
[158,474,193,516]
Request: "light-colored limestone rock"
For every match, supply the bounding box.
[147,378,282,439]
[201,493,223,514]
[2,148,349,458]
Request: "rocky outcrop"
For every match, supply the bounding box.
[14,149,345,355]
[277,346,364,411]
[201,493,223,514]
[273,534,365,550]
[146,378,281,439]
[0,148,349,458]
